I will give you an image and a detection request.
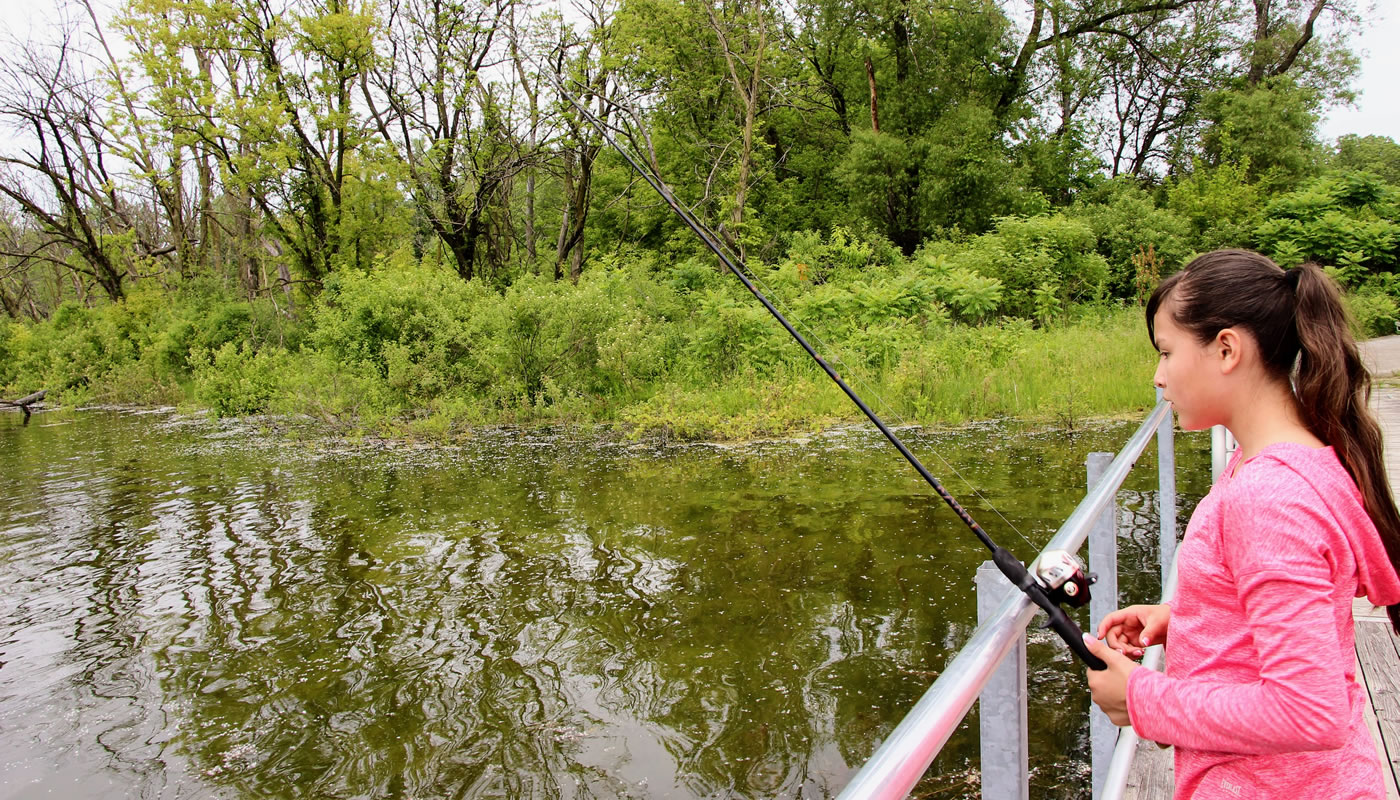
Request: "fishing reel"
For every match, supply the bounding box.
[1029,549,1095,609]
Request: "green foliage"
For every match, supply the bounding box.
[1070,180,1193,298]
[192,342,288,416]
[1344,289,1400,339]
[781,226,891,284]
[1201,77,1323,188]
[926,264,1003,322]
[1333,135,1400,186]
[1166,161,1263,250]
[1251,171,1400,270]
[310,261,499,405]
[918,106,1045,235]
[928,214,1108,319]
[887,307,1153,425]
[834,131,922,249]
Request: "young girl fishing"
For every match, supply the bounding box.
[1084,249,1400,800]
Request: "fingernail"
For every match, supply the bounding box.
[1141,636,1150,646]
[1083,633,1095,645]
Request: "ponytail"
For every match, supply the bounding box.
[1148,251,1400,633]
[1292,263,1400,633]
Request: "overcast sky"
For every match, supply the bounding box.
[1318,3,1400,142]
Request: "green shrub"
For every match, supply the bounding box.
[311,263,494,402]
[1344,291,1399,339]
[936,214,1108,319]
[1334,135,1400,186]
[782,226,892,285]
[192,342,288,417]
[1166,161,1262,250]
[1069,181,1194,298]
[931,266,1003,322]
[1251,171,1400,270]
[0,322,14,391]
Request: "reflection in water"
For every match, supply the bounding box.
[0,411,1210,799]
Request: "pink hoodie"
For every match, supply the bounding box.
[1126,442,1400,800]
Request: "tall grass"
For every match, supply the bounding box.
[1,256,1157,440]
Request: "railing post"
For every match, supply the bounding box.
[977,561,1028,800]
[1211,424,1236,483]
[1087,451,1118,800]
[1157,387,1177,588]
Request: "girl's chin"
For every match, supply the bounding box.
[1175,416,1214,433]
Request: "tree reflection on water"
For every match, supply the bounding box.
[0,412,1210,799]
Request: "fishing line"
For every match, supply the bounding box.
[578,77,1037,552]
[541,53,1105,670]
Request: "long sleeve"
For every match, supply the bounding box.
[1125,467,1353,753]
[1126,574,1349,752]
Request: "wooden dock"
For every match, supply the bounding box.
[1120,337,1400,799]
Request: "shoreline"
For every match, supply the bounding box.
[2,400,1163,448]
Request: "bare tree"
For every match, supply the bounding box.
[364,0,538,282]
[0,28,137,302]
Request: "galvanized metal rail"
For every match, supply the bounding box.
[837,398,1176,800]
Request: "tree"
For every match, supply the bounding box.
[0,27,135,302]
[1201,76,1323,186]
[124,0,380,292]
[1244,0,1359,90]
[546,1,618,281]
[1334,135,1400,186]
[612,0,770,259]
[1092,0,1235,177]
[993,0,1213,124]
[364,0,535,282]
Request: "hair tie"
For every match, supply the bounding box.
[1285,268,1303,290]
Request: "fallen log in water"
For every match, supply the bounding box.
[1,390,47,420]
[0,390,46,408]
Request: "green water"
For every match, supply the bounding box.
[0,409,1210,799]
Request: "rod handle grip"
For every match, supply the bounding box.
[990,546,1107,671]
[1045,605,1107,671]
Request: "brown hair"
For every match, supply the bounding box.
[1147,249,1400,632]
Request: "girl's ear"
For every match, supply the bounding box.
[1216,328,1244,374]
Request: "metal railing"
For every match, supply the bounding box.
[837,396,1178,800]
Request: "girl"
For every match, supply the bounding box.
[1084,249,1400,799]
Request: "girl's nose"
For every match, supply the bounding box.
[1153,363,1166,388]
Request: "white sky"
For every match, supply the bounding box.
[1319,2,1400,142]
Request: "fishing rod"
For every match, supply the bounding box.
[546,62,1105,671]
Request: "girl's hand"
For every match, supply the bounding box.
[1084,634,1140,726]
[1096,604,1171,659]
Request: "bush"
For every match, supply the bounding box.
[1334,135,1400,186]
[192,342,288,416]
[1166,161,1262,251]
[1251,171,1400,271]
[1344,290,1400,339]
[782,226,895,285]
[917,105,1046,235]
[929,214,1108,320]
[1069,181,1194,298]
[310,262,494,403]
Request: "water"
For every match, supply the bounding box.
[0,409,1210,799]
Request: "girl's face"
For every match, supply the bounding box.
[1152,303,1228,431]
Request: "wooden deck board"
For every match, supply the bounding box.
[1357,620,1400,798]
[1121,738,1173,800]
[1356,645,1400,800]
